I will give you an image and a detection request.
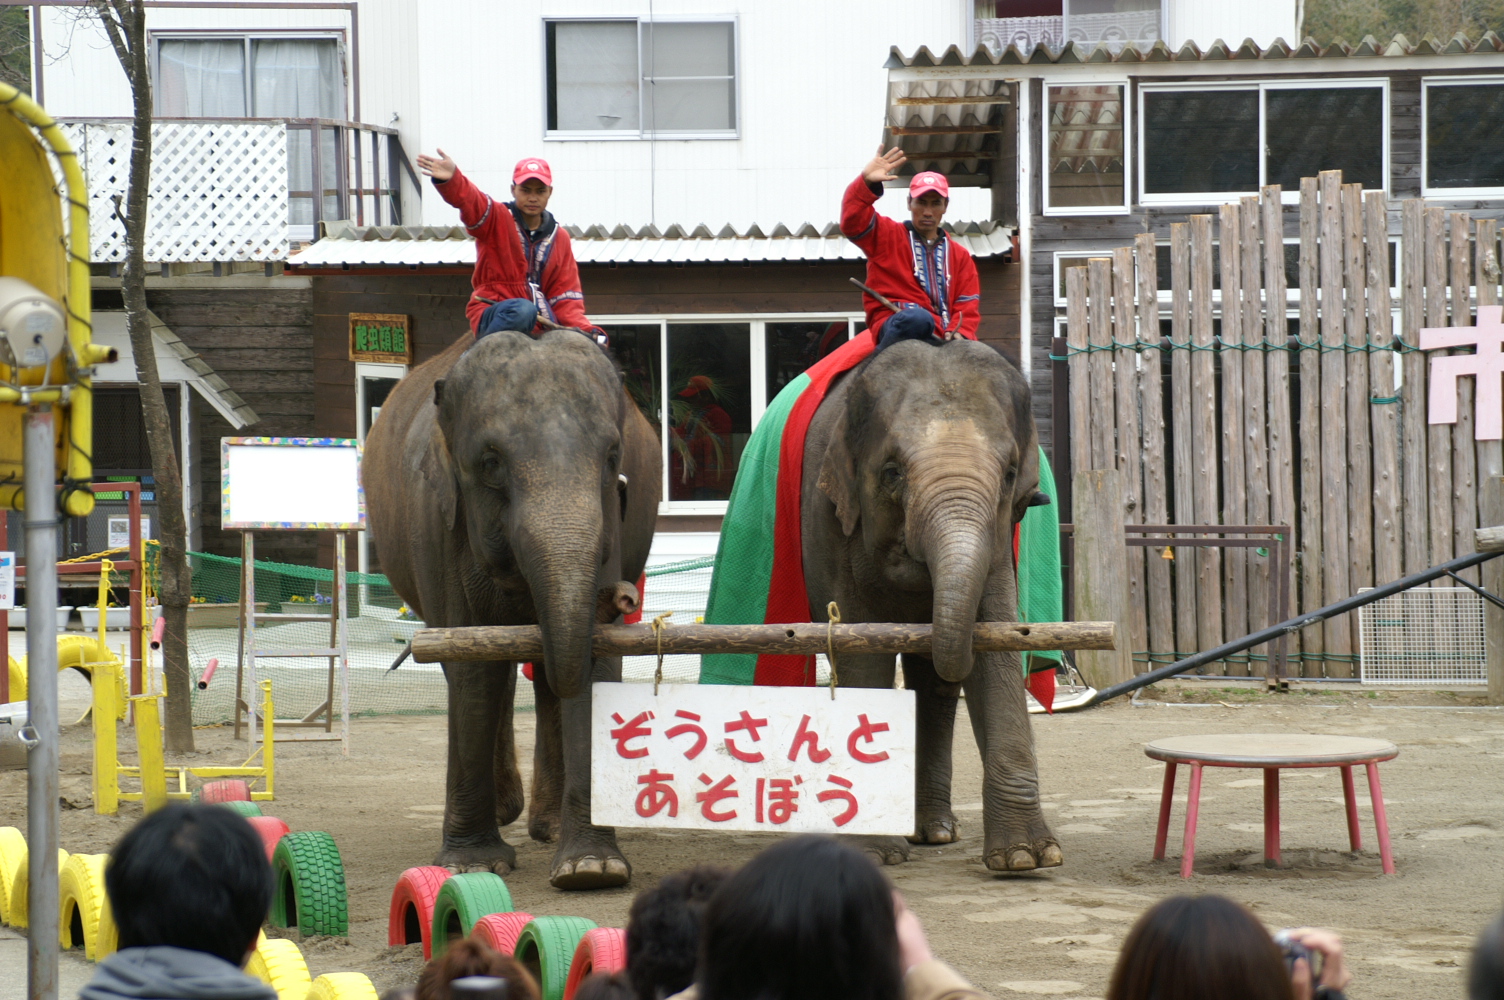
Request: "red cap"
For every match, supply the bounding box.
[909,171,949,199]
[513,157,553,187]
[678,375,714,397]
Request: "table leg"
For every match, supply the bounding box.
[1181,763,1203,879]
[1366,762,1395,874]
[1340,765,1362,852]
[1154,762,1178,861]
[1263,767,1282,867]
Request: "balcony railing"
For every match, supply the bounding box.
[977,3,1162,54]
[57,118,414,263]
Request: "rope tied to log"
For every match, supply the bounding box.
[651,611,673,695]
[826,602,841,700]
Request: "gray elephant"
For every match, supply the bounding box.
[801,336,1061,872]
[364,329,661,889]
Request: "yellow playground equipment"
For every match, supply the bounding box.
[83,560,276,813]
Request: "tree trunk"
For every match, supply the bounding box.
[101,0,193,751]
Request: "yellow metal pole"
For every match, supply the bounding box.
[91,655,117,816]
[133,695,167,813]
[259,680,274,800]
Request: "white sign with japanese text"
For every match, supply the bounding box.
[591,682,916,835]
[0,552,14,610]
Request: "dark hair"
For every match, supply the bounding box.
[626,864,732,1000]
[1107,895,1294,1000]
[1469,911,1504,999]
[105,803,274,966]
[698,836,902,1000]
[417,938,540,1000]
[573,972,636,1000]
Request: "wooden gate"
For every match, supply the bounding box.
[1065,171,1503,677]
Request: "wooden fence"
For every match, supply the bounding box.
[1066,171,1503,677]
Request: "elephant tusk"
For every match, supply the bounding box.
[387,641,413,672]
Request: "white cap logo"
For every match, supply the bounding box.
[527,161,540,170]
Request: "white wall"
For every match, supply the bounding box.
[1167,0,1299,49]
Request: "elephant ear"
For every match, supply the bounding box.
[816,411,860,536]
[419,441,459,532]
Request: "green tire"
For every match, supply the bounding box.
[429,872,513,959]
[271,831,349,937]
[221,801,263,818]
[514,916,597,1000]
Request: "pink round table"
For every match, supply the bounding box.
[1144,733,1399,878]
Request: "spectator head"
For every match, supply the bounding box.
[626,864,732,1000]
[1107,895,1293,1000]
[698,836,902,1000]
[1469,910,1504,1000]
[572,972,636,1000]
[105,802,274,967]
[417,938,540,1000]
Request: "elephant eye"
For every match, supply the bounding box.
[1004,464,1017,485]
[479,449,503,478]
[879,464,903,494]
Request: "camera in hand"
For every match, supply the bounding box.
[1274,930,1322,979]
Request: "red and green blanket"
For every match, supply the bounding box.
[701,333,1064,707]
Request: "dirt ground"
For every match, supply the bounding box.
[5,678,1504,999]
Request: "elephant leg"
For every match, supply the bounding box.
[962,645,1061,872]
[437,662,517,875]
[529,666,564,843]
[492,660,524,828]
[904,653,960,845]
[550,654,629,889]
[833,653,911,866]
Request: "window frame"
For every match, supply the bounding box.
[593,312,863,515]
[542,15,740,142]
[1042,79,1131,217]
[1421,75,1504,199]
[149,29,349,120]
[1136,78,1390,208]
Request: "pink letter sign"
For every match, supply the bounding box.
[1421,305,1504,440]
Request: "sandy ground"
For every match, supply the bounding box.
[4,677,1504,999]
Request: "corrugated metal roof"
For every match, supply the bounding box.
[285,219,1016,268]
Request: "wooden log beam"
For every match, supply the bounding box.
[411,620,1117,663]
[1476,526,1504,553]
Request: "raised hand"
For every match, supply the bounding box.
[863,144,907,185]
[416,147,457,182]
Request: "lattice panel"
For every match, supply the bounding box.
[1358,587,1487,686]
[65,122,289,262]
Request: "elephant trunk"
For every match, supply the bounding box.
[516,502,606,700]
[909,450,1001,684]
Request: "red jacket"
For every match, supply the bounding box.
[839,176,980,340]
[433,168,594,333]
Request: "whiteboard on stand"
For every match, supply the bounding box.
[221,437,365,530]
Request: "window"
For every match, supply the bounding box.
[154,36,343,119]
[545,19,737,138]
[1045,83,1127,213]
[600,314,860,513]
[1423,78,1504,195]
[1139,81,1387,205]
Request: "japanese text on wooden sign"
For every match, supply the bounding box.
[349,312,412,364]
[591,683,915,835]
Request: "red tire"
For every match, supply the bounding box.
[470,911,536,956]
[564,928,628,1000]
[387,866,452,959]
[245,817,290,862]
[195,779,251,803]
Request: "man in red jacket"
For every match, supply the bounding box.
[416,148,606,344]
[840,145,980,349]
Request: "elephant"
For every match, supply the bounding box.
[364,328,661,889]
[800,336,1061,873]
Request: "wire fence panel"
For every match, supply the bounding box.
[1358,586,1486,686]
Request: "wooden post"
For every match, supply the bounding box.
[1318,171,1352,674]
[1170,222,1198,655]
[1483,478,1504,705]
[1343,182,1372,659]
[1241,195,1270,644]
[1452,212,1479,584]
[1088,257,1115,470]
[1219,203,1249,668]
[1073,468,1134,689]
[1425,206,1453,571]
[1476,219,1502,487]
[1263,186,1298,664]
[1191,214,1223,658]
[1400,199,1430,576]
[1297,177,1324,674]
[1366,190,1401,588]
[1137,232,1175,661]
[1067,266,1090,483]
[1112,246,1148,659]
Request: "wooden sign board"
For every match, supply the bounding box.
[221,437,364,530]
[349,313,412,364]
[590,682,915,835]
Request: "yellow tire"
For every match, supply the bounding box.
[245,934,312,1000]
[310,973,379,1000]
[10,640,120,707]
[60,853,117,960]
[0,827,24,925]
[7,847,67,929]
[5,656,20,702]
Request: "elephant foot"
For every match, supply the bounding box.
[435,839,517,877]
[548,829,631,890]
[529,812,560,844]
[983,838,1064,872]
[908,807,959,845]
[845,835,912,866]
